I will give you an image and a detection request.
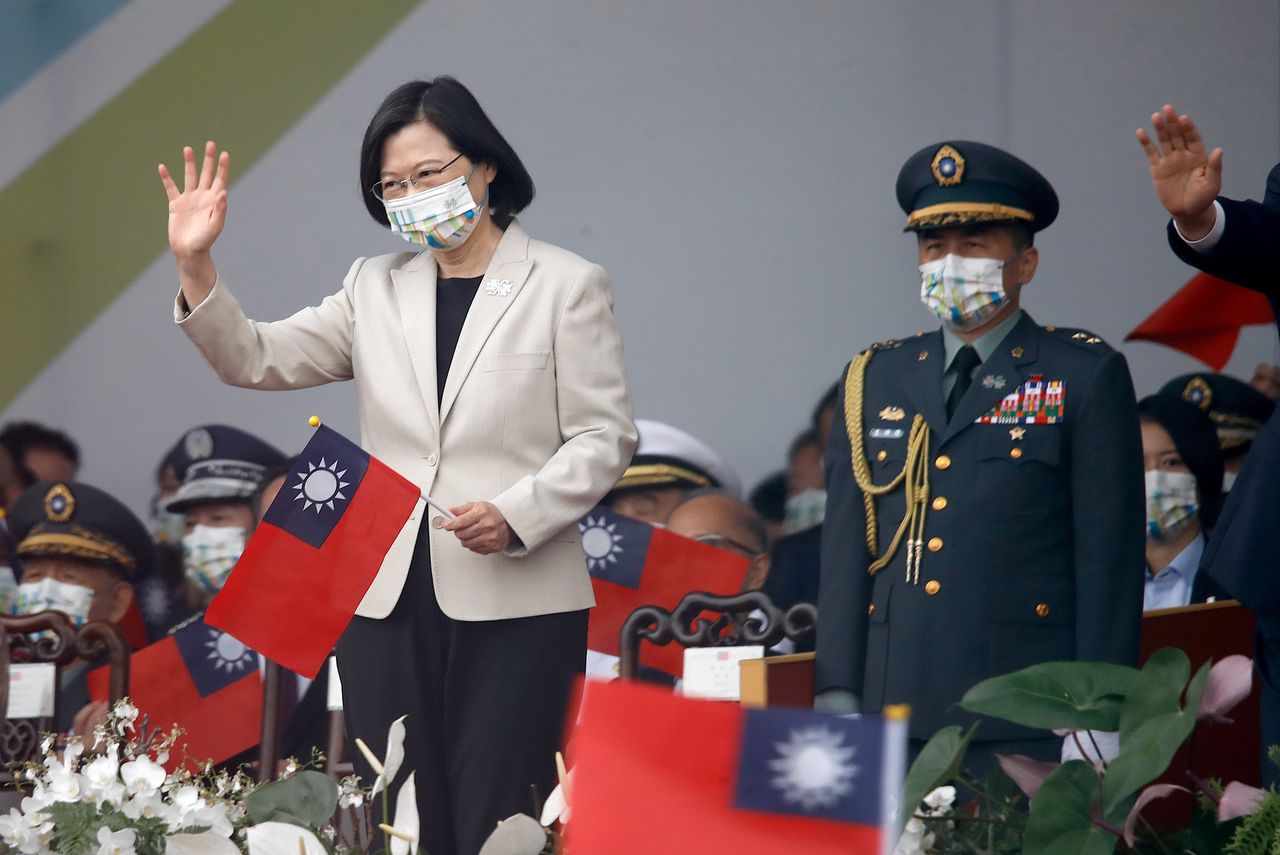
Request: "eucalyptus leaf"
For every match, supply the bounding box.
[1023,760,1117,855]
[1101,660,1211,817]
[960,661,1137,731]
[897,723,977,832]
[1117,648,1190,742]
[245,770,340,829]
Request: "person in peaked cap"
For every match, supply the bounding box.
[603,418,742,524]
[1141,104,1280,786]
[7,480,153,728]
[164,425,285,609]
[816,140,1144,773]
[1158,372,1276,491]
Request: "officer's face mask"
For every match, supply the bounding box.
[919,253,1009,331]
[1145,470,1200,543]
[783,488,827,535]
[383,165,487,250]
[13,577,96,626]
[182,524,247,595]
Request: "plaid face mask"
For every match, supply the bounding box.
[383,166,487,250]
[919,254,1008,331]
[1145,469,1199,543]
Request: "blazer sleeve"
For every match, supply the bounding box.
[1166,197,1280,296]
[815,368,873,696]
[489,263,638,555]
[1070,350,1145,666]
[174,258,363,390]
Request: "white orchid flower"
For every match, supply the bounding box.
[163,832,241,855]
[0,808,36,852]
[355,714,408,795]
[922,785,956,812]
[82,744,125,807]
[112,700,139,735]
[120,755,166,798]
[244,821,327,855]
[95,825,137,855]
[121,792,165,822]
[338,775,365,810]
[381,772,419,855]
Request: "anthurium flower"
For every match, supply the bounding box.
[244,821,327,855]
[995,753,1058,800]
[1219,781,1266,821]
[382,772,419,855]
[1198,655,1253,724]
[355,714,408,795]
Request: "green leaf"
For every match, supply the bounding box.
[960,661,1138,731]
[1023,760,1117,855]
[1117,648,1190,743]
[245,769,339,829]
[897,723,978,832]
[1101,659,1211,817]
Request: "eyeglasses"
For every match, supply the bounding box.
[694,534,763,559]
[371,152,466,200]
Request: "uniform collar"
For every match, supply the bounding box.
[942,308,1024,373]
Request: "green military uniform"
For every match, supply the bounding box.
[815,141,1146,762]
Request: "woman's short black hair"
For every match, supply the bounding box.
[359,76,535,227]
[1138,394,1224,529]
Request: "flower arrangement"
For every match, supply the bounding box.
[894,648,1270,854]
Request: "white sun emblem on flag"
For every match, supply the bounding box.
[767,725,859,810]
[578,514,625,571]
[205,629,254,674]
[292,457,350,513]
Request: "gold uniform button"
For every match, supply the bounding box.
[1035,603,1051,618]
[876,449,888,462]
[927,537,944,552]
[935,454,952,470]
[925,580,941,595]
[932,496,948,511]
[431,515,446,529]
[1010,448,1024,460]
[867,603,876,616]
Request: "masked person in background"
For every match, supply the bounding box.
[7,481,153,730]
[1158,372,1276,494]
[162,425,285,614]
[816,141,1144,774]
[1138,394,1229,611]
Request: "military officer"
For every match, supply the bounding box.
[603,419,742,524]
[1158,372,1276,493]
[815,141,1145,768]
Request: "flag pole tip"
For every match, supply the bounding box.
[308,415,321,427]
[882,704,911,721]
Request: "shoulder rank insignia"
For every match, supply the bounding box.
[976,376,1066,425]
[879,406,906,422]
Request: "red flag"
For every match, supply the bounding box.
[205,425,420,677]
[89,618,262,769]
[565,679,905,854]
[579,507,750,676]
[1126,272,1274,369]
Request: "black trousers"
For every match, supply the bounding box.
[336,522,587,855]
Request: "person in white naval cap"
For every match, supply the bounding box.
[603,419,742,524]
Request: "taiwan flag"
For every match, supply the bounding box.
[579,507,750,677]
[1126,271,1275,370]
[565,679,908,854]
[205,424,422,678]
[88,617,262,769]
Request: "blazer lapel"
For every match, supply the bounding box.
[391,253,442,431]
[902,331,948,437]
[439,222,535,425]
[940,313,1040,445]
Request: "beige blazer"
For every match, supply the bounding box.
[176,220,637,621]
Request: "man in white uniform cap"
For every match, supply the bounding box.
[603,419,742,524]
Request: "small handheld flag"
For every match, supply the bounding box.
[1126,271,1275,370]
[205,423,421,677]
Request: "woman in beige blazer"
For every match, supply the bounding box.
[158,76,636,855]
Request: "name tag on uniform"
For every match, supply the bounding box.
[868,428,905,439]
[977,376,1066,424]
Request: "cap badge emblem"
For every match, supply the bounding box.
[931,144,965,187]
[184,428,215,461]
[1182,376,1212,410]
[44,483,75,523]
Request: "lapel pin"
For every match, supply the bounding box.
[879,406,906,422]
[981,374,1006,390]
[1010,346,1025,359]
[485,279,513,297]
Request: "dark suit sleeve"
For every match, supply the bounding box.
[815,371,874,695]
[1070,351,1145,666]
[1167,197,1280,295]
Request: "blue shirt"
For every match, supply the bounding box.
[1143,534,1205,612]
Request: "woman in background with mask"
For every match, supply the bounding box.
[1138,394,1228,611]
[157,76,636,855]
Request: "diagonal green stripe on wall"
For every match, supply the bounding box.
[0,0,420,409]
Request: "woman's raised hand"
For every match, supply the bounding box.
[159,141,230,260]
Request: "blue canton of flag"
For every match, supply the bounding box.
[262,425,370,549]
[578,507,652,589]
[172,619,258,699]
[735,708,886,826]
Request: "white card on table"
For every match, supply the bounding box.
[680,646,764,701]
[6,663,56,719]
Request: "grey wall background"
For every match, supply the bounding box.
[5,0,1278,516]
